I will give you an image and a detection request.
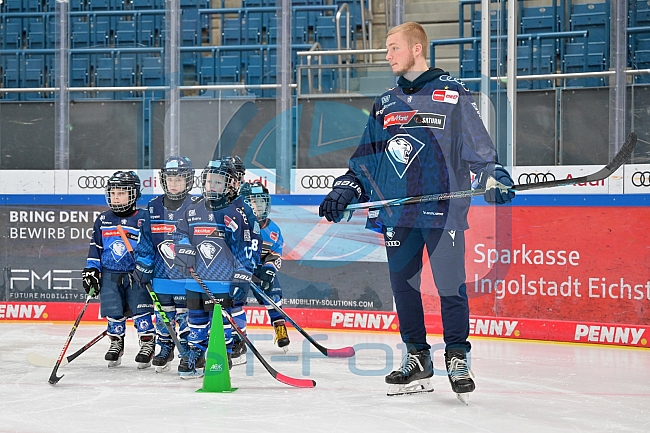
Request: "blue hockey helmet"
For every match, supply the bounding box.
[240,180,271,221]
[160,156,195,200]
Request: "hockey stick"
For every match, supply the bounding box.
[28,331,107,368]
[48,288,96,385]
[189,268,316,388]
[115,225,187,358]
[346,132,638,210]
[249,282,355,357]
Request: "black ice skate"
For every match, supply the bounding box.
[385,349,434,396]
[105,335,124,368]
[230,338,247,366]
[178,346,206,379]
[152,339,175,373]
[273,319,290,352]
[445,349,475,405]
[135,335,155,369]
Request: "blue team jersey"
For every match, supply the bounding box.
[349,70,499,231]
[174,197,261,294]
[254,218,284,288]
[134,194,201,295]
[86,209,147,272]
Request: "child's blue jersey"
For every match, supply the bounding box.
[174,197,261,294]
[86,209,147,272]
[254,217,284,287]
[135,194,201,295]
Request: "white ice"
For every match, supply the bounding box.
[1,323,649,433]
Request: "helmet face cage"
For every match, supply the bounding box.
[241,181,271,220]
[105,171,142,213]
[160,156,195,200]
[201,160,237,204]
[219,155,245,199]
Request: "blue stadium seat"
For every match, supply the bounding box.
[2,57,20,100]
[71,20,91,48]
[199,54,240,83]
[70,55,91,98]
[472,9,507,37]
[267,16,307,44]
[3,0,22,12]
[2,19,23,49]
[24,56,45,100]
[26,18,46,49]
[141,55,164,87]
[115,20,137,46]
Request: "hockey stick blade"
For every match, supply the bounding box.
[346,132,637,210]
[29,330,107,368]
[250,283,355,357]
[48,291,95,385]
[189,269,316,388]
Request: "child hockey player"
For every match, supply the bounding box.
[240,181,290,358]
[172,159,260,378]
[82,171,155,369]
[133,156,199,372]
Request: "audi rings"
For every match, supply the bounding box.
[77,176,111,189]
[631,171,650,187]
[518,172,556,184]
[301,175,336,189]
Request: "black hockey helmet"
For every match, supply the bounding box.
[201,159,237,208]
[160,156,195,200]
[219,155,246,200]
[240,180,271,221]
[105,170,141,214]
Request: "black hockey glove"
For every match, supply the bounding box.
[81,267,100,297]
[474,164,515,205]
[131,263,153,287]
[318,175,363,223]
[258,265,276,293]
[173,244,196,277]
[230,271,252,302]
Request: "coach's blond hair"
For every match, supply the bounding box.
[386,22,428,60]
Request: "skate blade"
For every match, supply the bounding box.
[107,359,122,368]
[279,344,289,353]
[231,356,247,367]
[178,368,205,379]
[154,363,171,373]
[456,393,470,405]
[387,379,434,396]
[137,361,152,370]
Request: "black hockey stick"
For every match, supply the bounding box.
[346,132,637,210]
[28,330,107,368]
[116,225,188,359]
[189,268,316,388]
[48,288,96,385]
[249,282,355,357]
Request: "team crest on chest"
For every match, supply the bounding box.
[385,134,426,178]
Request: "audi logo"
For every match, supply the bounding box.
[631,171,650,187]
[77,175,111,189]
[518,172,556,184]
[301,175,336,189]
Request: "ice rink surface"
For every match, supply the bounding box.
[1,323,649,433]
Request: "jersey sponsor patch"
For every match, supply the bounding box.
[151,223,176,234]
[269,231,279,242]
[193,226,215,236]
[102,229,120,237]
[224,215,239,232]
[383,110,418,128]
[432,89,459,104]
[402,113,446,130]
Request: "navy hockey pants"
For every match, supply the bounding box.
[384,227,471,354]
